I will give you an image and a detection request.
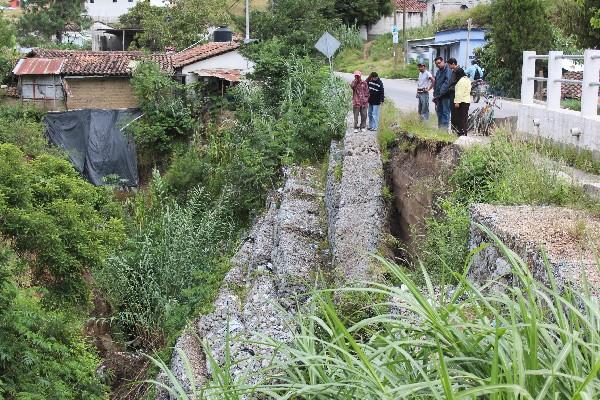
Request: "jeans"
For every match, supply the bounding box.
[353,105,367,129]
[417,92,429,120]
[368,103,381,130]
[435,96,451,129]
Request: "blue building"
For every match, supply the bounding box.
[428,28,487,69]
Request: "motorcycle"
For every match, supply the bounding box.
[470,79,488,103]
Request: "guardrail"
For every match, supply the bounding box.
[521,50,600,117]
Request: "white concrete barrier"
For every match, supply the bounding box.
[518,50,600,152]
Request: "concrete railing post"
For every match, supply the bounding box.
[547,51,563,110]
[521,51,536,105]
[581,49,600,117]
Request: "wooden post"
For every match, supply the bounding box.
[402,0,406,65]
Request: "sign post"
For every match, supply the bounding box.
[392,25,398,69]
[315,32,341,71]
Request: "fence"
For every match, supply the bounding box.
[517,50,600,153]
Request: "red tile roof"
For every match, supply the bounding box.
[26,49,173,76]
[396,0,427,12]
[173,42,240,69]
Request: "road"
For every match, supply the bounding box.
[336,72,520,119]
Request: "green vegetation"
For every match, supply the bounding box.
[0,242,108,399]
[419,131,598,279]
[335,33,420,79]
[333,0,393,27]
[531,136,600,176]
[120,0,231,51]
[18,0,90,46]
[152,241,600,399]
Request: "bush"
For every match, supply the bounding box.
[96,172,235,348]
[0,104,56,157]
[0,241,107,399]
[0,143,125,307]
[419,133,594,278]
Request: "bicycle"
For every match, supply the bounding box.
[470,79,488,103]
[467,94,501,136]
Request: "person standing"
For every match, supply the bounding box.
[367,72,384,131]
[466,60,484,81]
[451,68,471,136]
[433,57,453,129]
[416,63,434,121]
[350,70,369,133]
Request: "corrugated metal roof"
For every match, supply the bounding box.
[193,69,242,82]
[13,58,65,75]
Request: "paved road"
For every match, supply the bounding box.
[337,72,520,119]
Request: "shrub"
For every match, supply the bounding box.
[419,133,594,279]
[0,143,125,307]
[96,172,235,348]
[0,104,56,157]
[0,240,107,399]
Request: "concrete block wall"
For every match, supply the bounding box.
[65,77,138,110]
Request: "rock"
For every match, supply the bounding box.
[469,204,600,297]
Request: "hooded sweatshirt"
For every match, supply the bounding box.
[367,77,385,105]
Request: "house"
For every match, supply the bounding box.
[361,0,427,40]
[11,49,172,111]
[7,0,20,8]
[173,40,255,86]
[9,36,254,110]
[85,0,165,24]
[363,0,489,39]
[419,27,487,72]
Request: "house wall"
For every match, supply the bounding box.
[367,11,424,37]
[180,50,255,82]
[427,0,490,23]
[85,0,164,23]
[64,77,138,109]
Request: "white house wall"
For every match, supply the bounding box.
[367,12,424,36]
[180,50,255,77]
[85,0,165,23]
[427,0,490,24]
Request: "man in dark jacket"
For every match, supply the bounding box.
[433,56,453,129]
[367,72,384,131]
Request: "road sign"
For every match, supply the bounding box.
[315,32,341,59]
[391,25,398,33]
[392,31,399,44]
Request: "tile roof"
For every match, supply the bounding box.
[27,49,173,76]
[172,42,240,69]
[396,0,427,12]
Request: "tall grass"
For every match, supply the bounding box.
[148,229,600,399]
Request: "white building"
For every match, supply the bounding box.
[85,0,165,24]
[363,0,489,39]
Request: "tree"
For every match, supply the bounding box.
[120,0,231,51]
[486,0,553,97]
[0,12,16,84]
[557,0,600,49]
[251,0,339,55]
[333,0,393,27]
[18,0,90,44]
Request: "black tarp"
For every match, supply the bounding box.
[45,109,140,186]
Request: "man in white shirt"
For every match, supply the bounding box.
[416,63,435,121]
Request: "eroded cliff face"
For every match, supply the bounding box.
[159,126,388,398]
[388,138,460,257]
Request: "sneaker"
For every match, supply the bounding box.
[361,128,366,132]
[353,128,359,133]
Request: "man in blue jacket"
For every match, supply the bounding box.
[433,56,453,129]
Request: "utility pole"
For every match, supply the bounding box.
[465,17,472,67]
[402,0,406,64]
[393,6,398,69]
[245,0,250,43]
